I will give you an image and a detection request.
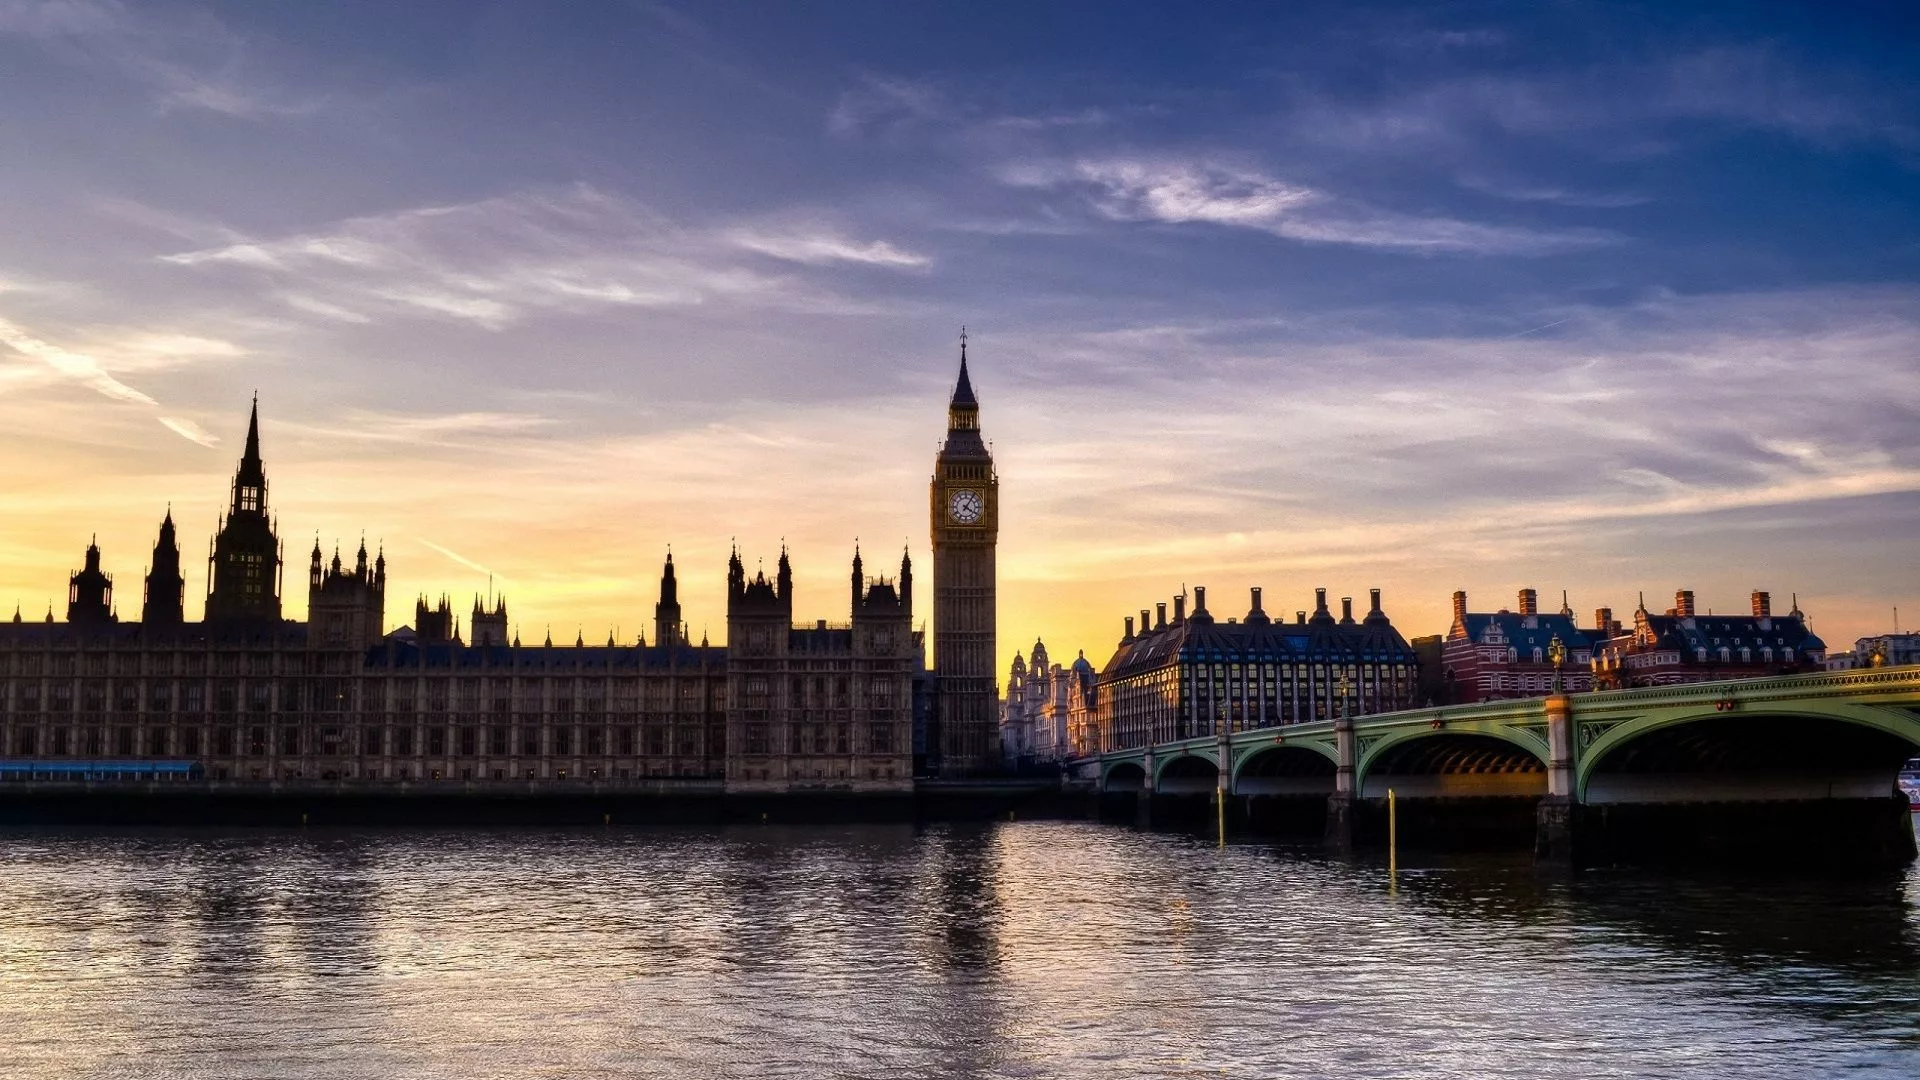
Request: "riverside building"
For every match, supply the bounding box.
[0,342,998,791]
[1091,585,1418,753]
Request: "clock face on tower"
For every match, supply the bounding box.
[947,488,983,524]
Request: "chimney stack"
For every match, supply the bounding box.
[1141,609,1151,635]
[1193,586,1207,617]
[1452,590,1468,626]
[1173,594,1187,623]
[1314,588,1329,616]
[1155,602,1167,630]
[1296,611,1307,624]
[1675,589,1695,618]
[1123,616,1135,641]
[1518,588,1538,617]
[1340,596,1354,624]
[1369,588,1382,615]
[1595,607,1613,635]
[1751,590,1771,617]
[1250,587,1264,617]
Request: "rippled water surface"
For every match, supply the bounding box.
[3,821,1918,1079]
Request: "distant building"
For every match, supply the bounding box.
[1409,634,1446,705]
[999,639,1094,765]
[1829,632,1920,671]
[1093,585,1417,752]
[1590,590,1825,688]
[1442,589,1609,701]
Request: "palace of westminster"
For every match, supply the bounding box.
[0,342,1430,789]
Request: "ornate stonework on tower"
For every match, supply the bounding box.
[930,331,999,773]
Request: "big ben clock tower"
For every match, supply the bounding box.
[931,330,998,774]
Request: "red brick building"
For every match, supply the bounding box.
[1442,588,1613,702]
[1590,590,1826,688]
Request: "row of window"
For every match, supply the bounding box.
[7,724,716,759]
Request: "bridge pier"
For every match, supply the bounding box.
[1535,692,1579,864]
[1325,710,1358,852]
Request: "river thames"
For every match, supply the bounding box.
[2,821,1917,1079]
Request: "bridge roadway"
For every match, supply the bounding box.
[1070,666,1920,866]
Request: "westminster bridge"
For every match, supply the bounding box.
[1070,666,1920,865]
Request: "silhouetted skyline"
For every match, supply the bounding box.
[1,1,1916,667]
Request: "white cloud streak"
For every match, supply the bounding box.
[726,228,930,268]
[159,186,927,329]
[0,0,324,119]
[1006,159,1617,255]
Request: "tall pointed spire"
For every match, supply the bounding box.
[654,548,682,649]
[243,391,261,468]
[951,326,977,411]
[206,396,281,623]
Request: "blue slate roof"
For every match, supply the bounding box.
[1460,612,1593,655]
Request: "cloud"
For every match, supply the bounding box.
[0,312,247,447]
[1285,45,1918,159]
[157,415,219,447]
[158,185,920,329]
[827,74,948,139]
[0,0,324,119]
[1454,174,1651,208]
[1006,159,1617,255]
[0,315,157,405]
[726,227,931,268]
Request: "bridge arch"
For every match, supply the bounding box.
[1156,752,1220,794]
[1102,760,1147,792]
[1577,704,1920,804]
[1232,743,1338,796]
[1357,728,1548,799]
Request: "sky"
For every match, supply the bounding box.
[2,0,1918,673]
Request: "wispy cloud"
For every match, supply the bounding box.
[157,415,219,447]
[1285,45,1919,158]
[0,0,325,119]
[827,74,948,140]
[726,227,931,268]
[159,185,924,328]
[0,315,156,405]
[0,313,244,445]
[1005,159,1617,255]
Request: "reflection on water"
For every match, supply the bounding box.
[2,821,1917,1079]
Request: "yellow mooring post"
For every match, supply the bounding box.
[1387,788,1398,877]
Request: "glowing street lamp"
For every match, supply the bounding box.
[1547,634,1567,695]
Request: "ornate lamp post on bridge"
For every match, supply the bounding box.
[1548,634,1567,696]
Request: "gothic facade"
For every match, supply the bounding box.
[0,386,949,792]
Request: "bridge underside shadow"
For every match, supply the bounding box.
[1579,714,1919,868]
[1353,734,1547,850]
[1146,756,1221,830]
[1238,746,1335,838]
